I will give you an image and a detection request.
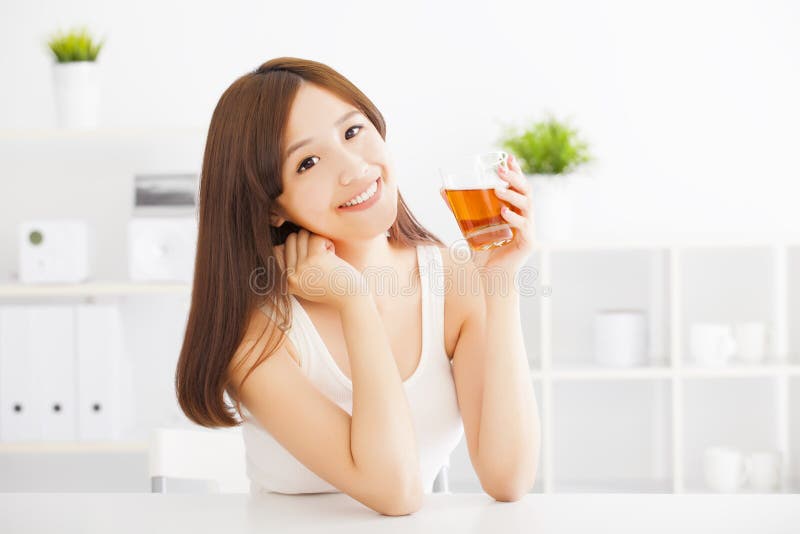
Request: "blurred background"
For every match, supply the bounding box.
[0,0,798,495]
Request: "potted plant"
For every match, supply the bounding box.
[46,27,105,129]
[498,113,593,241]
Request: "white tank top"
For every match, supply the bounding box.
[239,244,465,495]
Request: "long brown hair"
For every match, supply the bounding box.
[175,57,445,428]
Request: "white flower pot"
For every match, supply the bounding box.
[527,174,574,242]
[52,61,99,129]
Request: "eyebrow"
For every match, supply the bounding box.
[284,110,364,162]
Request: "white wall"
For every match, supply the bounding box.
[2,0,799,244]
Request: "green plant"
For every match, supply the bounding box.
[498,113,592,175]
[47,27,105,62]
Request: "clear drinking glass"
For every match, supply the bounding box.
[439,151,516,251]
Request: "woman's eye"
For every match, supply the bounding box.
[297,156,319,174]
[295,124,364,174]
[345,124,363,139]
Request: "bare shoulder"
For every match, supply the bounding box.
[433,245,484,352]
[229,303,301,384]
[436,244,483,304]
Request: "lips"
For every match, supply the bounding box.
[338,177,380,208]
[339,177,380,209]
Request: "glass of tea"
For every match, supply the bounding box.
[439,151,516,251]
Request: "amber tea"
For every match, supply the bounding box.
[439,151,515,251]
[444,188,515,250]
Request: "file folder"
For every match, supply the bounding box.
[76,304,124,440]
[32,305,78,441]
[0,306,41,441]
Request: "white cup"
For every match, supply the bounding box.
[748,451,782,492]
[733,322,768,364]
[690,324,738,366]
[704,446,750,493]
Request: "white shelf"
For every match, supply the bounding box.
[548,365,671,380]
[681,364,800,378]
[0,126,206,141]
[0,282,191,297]
[0,441,148,454]
[531,238,800,251]
[530,364,800,381]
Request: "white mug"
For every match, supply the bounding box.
[690,324,738,366]
[704,446,750,493]
[733,322,768,364]
[748,451,782,492]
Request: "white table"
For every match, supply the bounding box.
[1,492,798,533]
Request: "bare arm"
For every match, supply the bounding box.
[339,295,423,502]
[477,281,540,497]
[235,230,423,514]
[451,260,541,501]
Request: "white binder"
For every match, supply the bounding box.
[32,305,78,441]
[76,304,124,440]
[0,306,41,441]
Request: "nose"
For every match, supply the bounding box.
[337,150,370,186]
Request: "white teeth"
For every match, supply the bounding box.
[340,179,378,207]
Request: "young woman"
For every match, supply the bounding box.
[175,57,540,516]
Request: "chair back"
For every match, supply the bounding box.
[149,426,249,493]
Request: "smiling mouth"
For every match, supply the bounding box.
[338,177,380,208]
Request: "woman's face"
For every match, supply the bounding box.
[271,83,398,241]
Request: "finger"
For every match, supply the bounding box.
[309,233,334,254]
[507,153,523,174]
[499,204,528,228]
[273,244,285,271]
[297,228,310,262]
[284,232,297,272]
[494,186,530,215]
[497,164,530,194]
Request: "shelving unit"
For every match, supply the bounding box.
[522,239,800,495]
[3,239,800,495]
[0,282,194,454]
[0,127,203,492]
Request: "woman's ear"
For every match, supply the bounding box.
[270,211,286,228]
[269,203,287,228]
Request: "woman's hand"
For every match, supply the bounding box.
[440,153,536,272]
[482,153,537,271]
[274,229,367,309]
